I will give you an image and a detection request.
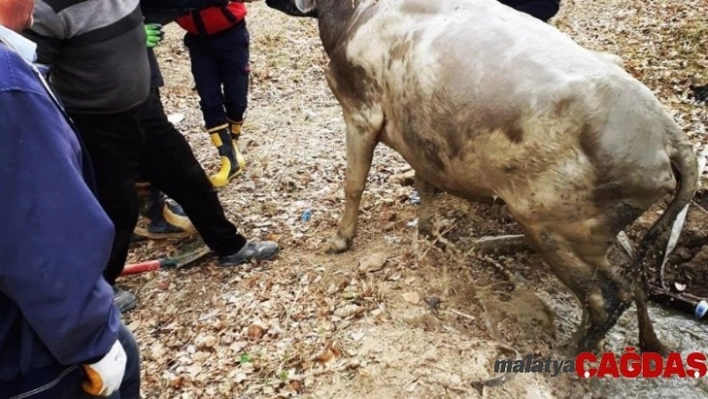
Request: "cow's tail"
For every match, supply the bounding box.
[635,122,699,287]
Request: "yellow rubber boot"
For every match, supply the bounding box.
[208,124,242,187]
[133,181,195,240]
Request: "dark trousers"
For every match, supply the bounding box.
[3,322,140,399]
[497,0,560,22]
[184,21,250,129]
[134,88,162,186]
[69,92,247,285]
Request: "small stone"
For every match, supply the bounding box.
[675,247,693,261]
[402,291,420,304]
[247,325,265,339]
[358,253,388,274]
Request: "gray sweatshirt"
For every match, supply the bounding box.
[23,0,150,114]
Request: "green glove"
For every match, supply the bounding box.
[145,23,164,48]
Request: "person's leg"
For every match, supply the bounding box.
[133,181,195,240]
[132,88,194,241]
[217,23,250,175]
[184,34,227,129]
[136,92,278,265]
[69,110,145,312]
[219,23,250,125]
[115,322,140,399]
[184,32,242,187]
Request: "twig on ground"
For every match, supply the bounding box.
[476,254,525,289]
[417,221,458,261]
[462,234,528,260]
[691,200,708,216]
[447,308,476,322]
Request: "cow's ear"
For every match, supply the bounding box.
[295,0,317,13]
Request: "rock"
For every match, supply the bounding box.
[334,304,365,318]
[402,291,421,305]
[450,374,462,386]
[358,253,389,274]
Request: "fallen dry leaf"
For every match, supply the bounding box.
[169,376,184,389]
[194,334,218,349]
[234,372,247,383]
[315,349,335,364]
[289,380,304,393]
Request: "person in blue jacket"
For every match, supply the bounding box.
[0,1,140,397]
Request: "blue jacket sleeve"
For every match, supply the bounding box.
[0,88,121,366]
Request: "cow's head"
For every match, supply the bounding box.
[265,0,319,18]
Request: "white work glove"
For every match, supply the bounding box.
[81,340,127,396]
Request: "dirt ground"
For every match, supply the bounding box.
[121,0,708,398]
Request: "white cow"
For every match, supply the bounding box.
[265,0,698,356]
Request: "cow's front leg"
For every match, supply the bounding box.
[326,113,382,254]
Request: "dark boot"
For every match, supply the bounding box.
[690,84,708,103]
[208,123,244,187]
[133,182,196,239]
[113,286,137,313]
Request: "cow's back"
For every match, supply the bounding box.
[346,0,629,116]
[339,0,671,199]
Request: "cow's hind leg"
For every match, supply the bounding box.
[415,173,437,239]
[635,280,668,355]
[522,222,634,354]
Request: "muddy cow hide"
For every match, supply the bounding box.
[266,0,699,357]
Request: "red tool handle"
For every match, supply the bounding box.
[121,260,162,275]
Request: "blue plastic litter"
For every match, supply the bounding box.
[301,209,312,222]
[695,300,708,320]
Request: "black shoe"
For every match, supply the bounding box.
[690,84,708,104]
[218,241,280,266]
[113,286,137,313]
[129,233,147,243]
